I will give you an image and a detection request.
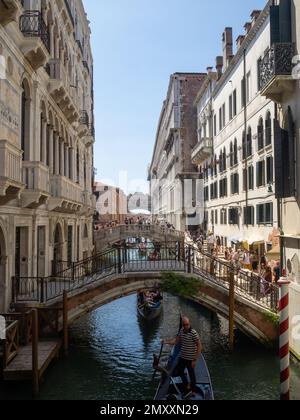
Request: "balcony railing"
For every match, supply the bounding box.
[19,11,50,53]
[191,137,213,165]
[0,140,23,191]
[50,175,83,204]
[258,42,294,92]
[22,162,50,193]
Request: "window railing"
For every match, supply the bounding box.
[258,43,294,91]
[19,11,50,53]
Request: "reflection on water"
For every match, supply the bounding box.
[0,294,299,400]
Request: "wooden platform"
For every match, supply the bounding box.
[3,340,61,381]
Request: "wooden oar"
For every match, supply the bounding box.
[152,342,164,380]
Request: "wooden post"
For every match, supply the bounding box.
[32,309,39,397]
[187,246,192,274]
[229,269,235,351]
[63,290,69,357]
[117,247,122,274]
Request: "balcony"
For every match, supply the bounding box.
[83,124,95,147]
[49,175,83,213]
[21,162,50,208]
[47,59,79,124]
[19,11,50,70]
[259,43,295,102]
[81,191,96,216]
[0,140,23,204]
[0,0,23,26]
[191,137,213,165]
[78,110,90,138]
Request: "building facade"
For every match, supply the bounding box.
[194,4,279,257]
[0,0,96,311]
[257,0,300,359]
[95,182,128,225]
[149,73,206,232]
[193,0,300,359]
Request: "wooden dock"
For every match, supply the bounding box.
[3,340,61,382]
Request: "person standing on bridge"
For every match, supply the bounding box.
[162,317,202,397]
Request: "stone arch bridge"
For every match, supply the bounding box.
[12,244,279,347]
[94,224,185,251]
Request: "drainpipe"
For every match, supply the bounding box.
[275,103,285,273]
[243,49,249,228]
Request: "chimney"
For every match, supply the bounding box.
[222,27,233,70]
[251,10,261,24]
[236,35,245,50]
[207,66,213,74]
[244,22,252,34]
[216,56,223,80]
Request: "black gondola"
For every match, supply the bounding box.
[137,291,163,320]
[153,320,214,401]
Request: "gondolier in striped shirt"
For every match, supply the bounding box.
[162,317,202,397]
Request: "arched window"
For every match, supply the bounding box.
[242,131,247,160]
[219,151,223,173]
[21,80,31,161]
[230,142,234,167]
[258,117,264,151]
[234,139,238,165]
[247,126,252,157]
[265,112,272,146]
[214,154,217,176]
[223,147,227,171]
[76,147,80,184]
[83,224,89,238]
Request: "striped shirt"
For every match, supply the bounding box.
[179,328,200,361]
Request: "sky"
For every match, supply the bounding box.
[83,0,267,194]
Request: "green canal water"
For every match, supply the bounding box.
[1,293,300,400]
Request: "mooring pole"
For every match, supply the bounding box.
[278,277,290,401]
[63,290,69,357]
[229,267,235,351]
[32,309,39,397]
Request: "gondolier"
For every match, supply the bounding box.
[162,317,202,397]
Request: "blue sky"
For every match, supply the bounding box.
[83,0,266,193]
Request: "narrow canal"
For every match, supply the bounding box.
[1,293,300,400]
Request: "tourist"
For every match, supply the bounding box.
[273,261,281,283]
[243,251,251,271]
[263,266,273,294]
[162,317,202,398]
[251,251,259,273]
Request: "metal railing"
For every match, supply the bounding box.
[258,42,294,91]
[19,11,50,53]
[192,249,279,312]
[12,243,279,313]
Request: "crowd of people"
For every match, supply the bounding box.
[94,216,177,231]
[191,231,281,287]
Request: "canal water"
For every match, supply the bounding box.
[1,293,300,400]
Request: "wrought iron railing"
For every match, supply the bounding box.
[19,11,50,53]
[12,243,279,313]
[258,42,294,91]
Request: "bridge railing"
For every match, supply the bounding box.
[12,243,184,304]
[94,224,185,241]
[12,243,279,312]
[191,248,279,312]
